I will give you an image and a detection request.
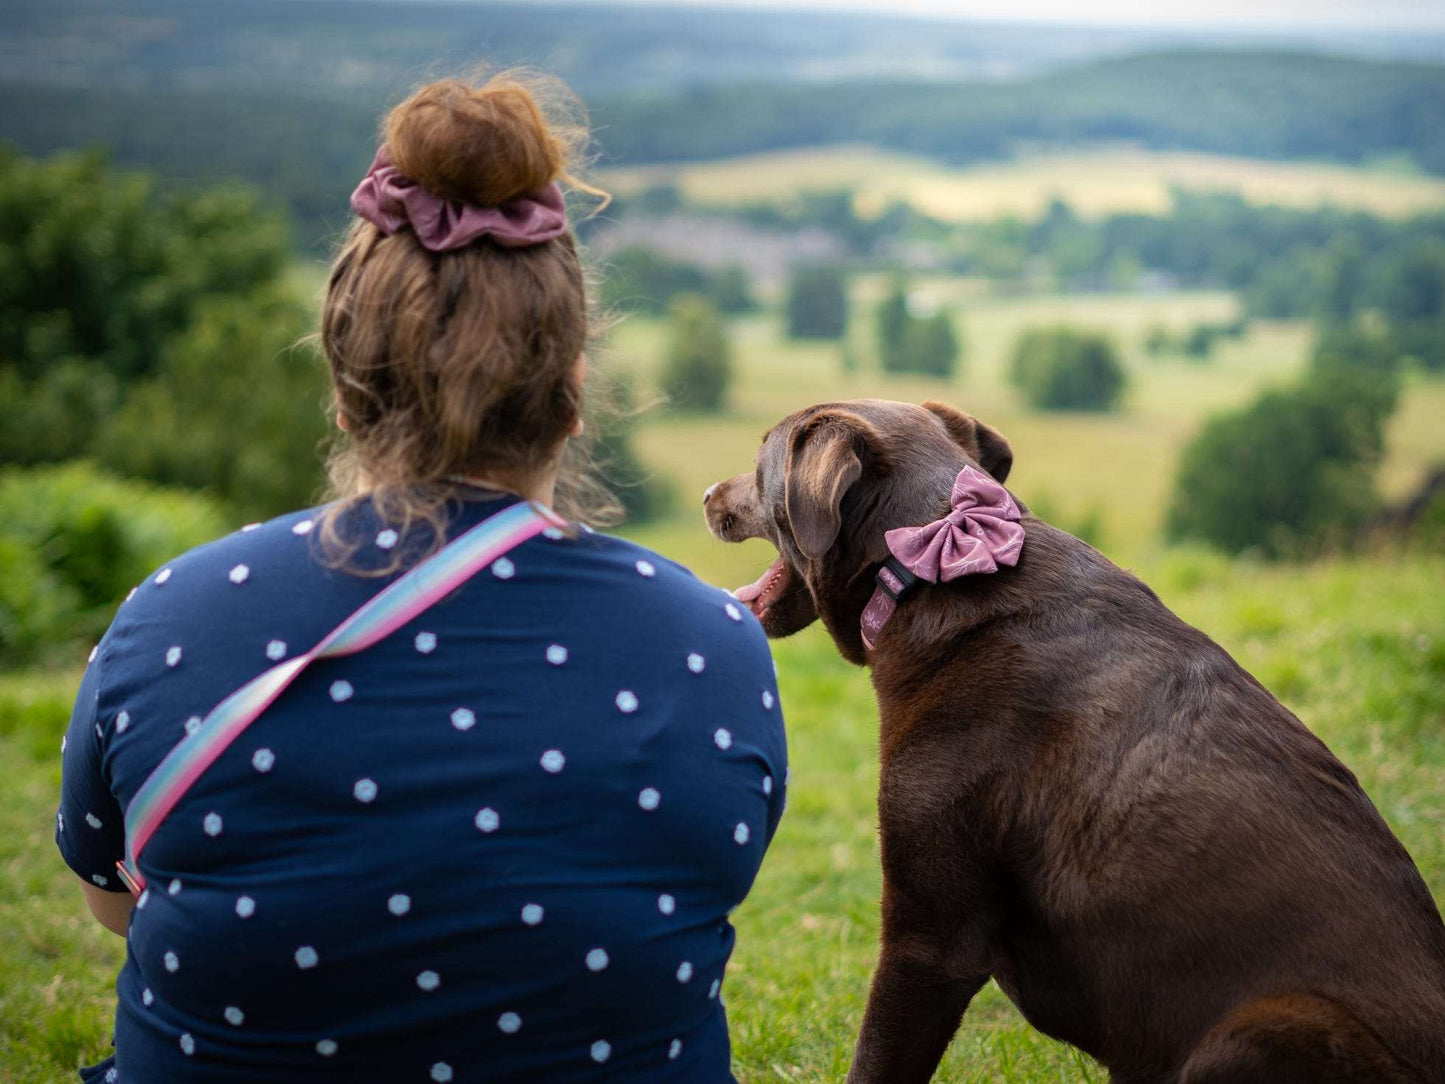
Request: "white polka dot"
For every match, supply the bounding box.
[165,646,182,668]
[252,748,274,772]
[241,522,261,532]
[88,645,98,662]
[60,735,65,754]
[180,1033,195,1056]
[491,557,515,579]
[91,873,108,886]
[388,893,410,916]
[591,1040,611,1063]
[416,969,440,991]
[521,903,544,926]
[546,643,568,665]
[142,988,153,1007]
[676,961,694,982]
[540,749,565,773]
[353,778,378,803]
[137,888,149,909]
[669,1039,683,1060]
[450,708,475,731]
[164,951,179,972]
[228,564,250,584]
[414,631,436,653]
[714,728,732,751]
[316,1039,338,1057]
[585,948,609,972]
[155,568,172,585]
[725,602,742,621]
[658,893,676,915]
[85,812,102,829]
[734,822,750,845]
[638,787,660,811]
[115,710,130,733]
[224,1006,244,1026]
[687,653,705,673]
[95,722,103,740]
[615,690,638,713]
[474,807,500,833]
[763,775,773,796]
[265,639,287,660]
[203,812,223,836]
[542,526,565,540]
[581,523,596,533]
[329,680,353,702]
[295,946,318,969]
[184,715,202,736]
[430,1063,453,1082]
[635,559,656,577]
[235,895,255,918]
[168,878,182,896]
[498,1011,522,1034]
[105,1068,116,1083]
[292,519,314,535]
[762,690,775,709]
[126,587,137,601]
[56,811,62,832]
[709,978,721,999]
[375,528,399,550]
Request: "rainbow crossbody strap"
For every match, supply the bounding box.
[116,500,567,896]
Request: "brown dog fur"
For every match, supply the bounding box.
[705,398,1445,1084]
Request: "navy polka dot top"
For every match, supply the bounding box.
[57,493,787,1083]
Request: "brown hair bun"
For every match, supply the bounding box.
[385,74,569,206]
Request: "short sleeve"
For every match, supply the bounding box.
[56,652,128,892]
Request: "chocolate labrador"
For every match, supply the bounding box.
[704,398,1445,1083]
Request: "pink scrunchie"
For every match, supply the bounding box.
[349,146,568,251]
[884,465,1025,582]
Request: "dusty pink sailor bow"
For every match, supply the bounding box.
[860,465,1025,650]
[349,146,568,252]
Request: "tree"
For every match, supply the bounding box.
[904,311,960,378]
[785,265,849,340]
[876,277,910,372]
[660,295,731,412]
[1009,327,1126,411]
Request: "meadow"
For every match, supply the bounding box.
[2,284,1443,1082]
[600,145,1445,222]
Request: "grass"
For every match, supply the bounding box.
[599,144,1445,221]
[4,551,1442,1082]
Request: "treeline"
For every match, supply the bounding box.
[3,50,1445,247]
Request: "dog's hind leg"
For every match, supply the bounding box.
[1178,993,1420,1084]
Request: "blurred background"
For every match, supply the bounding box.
[1,3,1441,1081]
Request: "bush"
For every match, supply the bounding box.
[587,373,673,524]
[660,294,732,412]
[785,265,849,340]
[1009,326,1126,411]
[0,463,229,662]
[600,248,754,317]
[1166,363,1397,558]
[876,278,962,378]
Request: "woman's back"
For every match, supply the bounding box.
[59,495,786,1082]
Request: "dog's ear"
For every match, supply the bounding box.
[784,410,875,560]
[922,400,1013,484]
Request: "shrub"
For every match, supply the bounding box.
[660,294,731,412]
[1009,326,1126,411]
[785,265,848,340]
[0,462,229,662]
[876,278,961,378]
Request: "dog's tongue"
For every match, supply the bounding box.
[734,556,787,611]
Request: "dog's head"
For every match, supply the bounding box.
[704,398,1013,661]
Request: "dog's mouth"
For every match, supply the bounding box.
[733,553,794,621]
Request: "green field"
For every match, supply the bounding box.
[600,145,1445,222]
[3,283,1444,1082]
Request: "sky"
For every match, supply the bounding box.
[588,0,1445,32]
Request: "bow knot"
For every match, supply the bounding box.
[883,465,1024,582]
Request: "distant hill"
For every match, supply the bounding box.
[3,48,1442,247]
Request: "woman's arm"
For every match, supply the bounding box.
[80,877,134,937]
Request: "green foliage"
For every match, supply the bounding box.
[0,462,228,662]
[1181,323,1218,360]
[1143,323,1172,356]
[93,289,331,520]
[1167,332,1401,557]
[785,265,849,340]
[661,294,732,412]
[1009,326,1126,411]
[601,247,755,317]
[588,373,673,524]
[877,277,964,377]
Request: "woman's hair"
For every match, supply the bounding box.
[317,70,616,572]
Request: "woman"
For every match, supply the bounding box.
[56,72,786,1083]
